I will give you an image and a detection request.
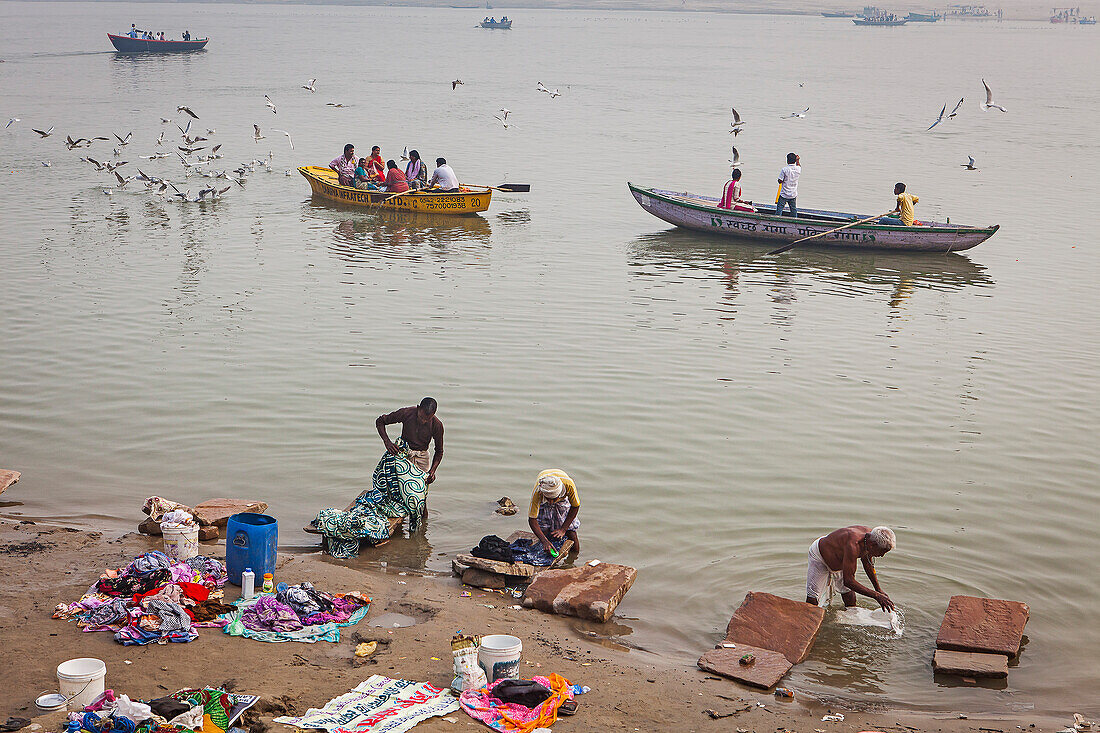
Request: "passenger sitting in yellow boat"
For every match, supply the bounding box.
[405,150,428,190]
[428,157,459,193]
[354,159,380,190]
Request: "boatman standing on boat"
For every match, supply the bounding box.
[891,182,921,226]
[776,152,800,218]
[376,398,444,486]
[806,525,896,611]
[330,143,357,187]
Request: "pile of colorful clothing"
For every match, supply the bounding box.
[222,582,370,643]
[459,674,586,733]
[66,687,257,733]
[54,551,234,645]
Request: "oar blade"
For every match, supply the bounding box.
[495,183,530,192]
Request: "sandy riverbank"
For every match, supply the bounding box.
[0,520,1072,732]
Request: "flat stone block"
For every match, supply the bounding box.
[722,591,825,664]
[462,567,508,589]
[193,498,268,527]
[138,517,162,536]
[0,469,20,495]
[932,649,1009,678]
[522,563,636,623]
[698,644,793,690]
[936,595,1029,658]
[198,525,220,541]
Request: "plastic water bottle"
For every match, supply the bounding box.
[241,568,255,600]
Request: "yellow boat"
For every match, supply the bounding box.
[298,166,492,215]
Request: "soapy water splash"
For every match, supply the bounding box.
[833,606,904,636]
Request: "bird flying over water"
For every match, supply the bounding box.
[270,129,294,149]
[302,78,316,92]
[326,102,346,107]
[6,118,19,128]
[948,97,965,118]
[160,117,172,124]
[401,146,409,161]
[731,107,744,128]
[452,79,463,90]
[32,126,55,137]
[265,95,278,114]
[927,103,947,130]
[493,114,509,129]
[961,155,978,170]
[252,124,265,142]
[499,108,510,120]
[783,107,809,119]
[114,131,132,146]
[177,106,199,119]
[729,146,743,168]
[982,79,1007,112]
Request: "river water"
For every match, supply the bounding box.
[2,1,1098,715]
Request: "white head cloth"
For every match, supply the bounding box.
[537,475,565,500]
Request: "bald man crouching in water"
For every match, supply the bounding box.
[806,526,896,611]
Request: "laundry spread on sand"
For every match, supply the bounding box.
[168,688,259,733]
[313,441,428,559]
[274,675,458,733]
[53,551,229,645]
[68,687,257,733]
[220,585,370,643]
[459,674,581,733]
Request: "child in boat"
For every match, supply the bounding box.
[891,182,921,226]
[528,469,581,553]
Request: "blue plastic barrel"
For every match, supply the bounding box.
[226,513,278,586]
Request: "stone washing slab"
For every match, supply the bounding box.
[936,595,1029,658]
[932,649,1009,678]
[193,498,268,527]
[723,591,826,664]
[522,563,637,623]
[698,644,793,690]
[0,469,20,496]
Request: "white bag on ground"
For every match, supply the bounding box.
[451,644,487,693]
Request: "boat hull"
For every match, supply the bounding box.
[853,18,909,24]
[479,20,512,28]
[108,34,208,52]
[628,184,998,253]
[299,166,491,215]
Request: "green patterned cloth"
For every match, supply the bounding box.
[314,441,427,558]
[167,687,259,733]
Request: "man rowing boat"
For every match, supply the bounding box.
[891,182,921,226]
[806,525,896,611]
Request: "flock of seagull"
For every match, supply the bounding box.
[449,78,564,128]
[10,101,290,202]
[721,78,1008,176]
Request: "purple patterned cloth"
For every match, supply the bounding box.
[302,595,364,625]
[240,595,303,632]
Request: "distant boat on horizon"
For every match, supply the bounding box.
[822,11,859,16]
[108,33,208,53]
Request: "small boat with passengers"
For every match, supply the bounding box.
[299,166,492,215]
[853,14,909,24]
[628,183,998,253]
[479,17,513,28]
[108,33,208,53]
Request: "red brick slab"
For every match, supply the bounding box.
[0,469,20,496]
[936,595,1029,658]
[522,563,636,622]
[932,649,1009,678]
[192,498,268,527]
[698,644,793,689]
[723,591,826,664]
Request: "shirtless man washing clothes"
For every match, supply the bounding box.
[806,525,896,611]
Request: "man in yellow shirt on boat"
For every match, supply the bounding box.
[891,182,921,226]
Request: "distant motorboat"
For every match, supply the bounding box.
[853,15,909,24]
[905,11,942,21]
[479,17,512,28]
[108,33,208,52]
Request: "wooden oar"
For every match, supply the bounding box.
[767,210,897,256]
[373,189,414,208]
[468,183,531,193]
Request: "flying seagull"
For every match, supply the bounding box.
[452,79,463,90]
[252,124,265,142]
[160,117,172,124]
[326,102,346,107]
[400,146,409,161]
[114,131,132,146]
[948,97,965,118]
[32,126,55,137]
[961,155,978,171]
[265,95,278,114]
[270,129,294,149]
[6,118,19,128]
[302,78,316,92]
[731,107,744,128]
[493,114,509,129]
[927,103,947,130]
[782,107,809,119]
[729,145,743,168]
[982,79,1007,112]
[155,131,165,146]
[177,106,199,119]
[499,108,510,120]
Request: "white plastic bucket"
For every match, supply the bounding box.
[57,658,106,711]
[161,523,199,561]
[478,634,522,683]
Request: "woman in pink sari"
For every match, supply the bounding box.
[719,169,746,210]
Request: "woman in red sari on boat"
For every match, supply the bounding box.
[718,169,754,211]
[366,146,386,184]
